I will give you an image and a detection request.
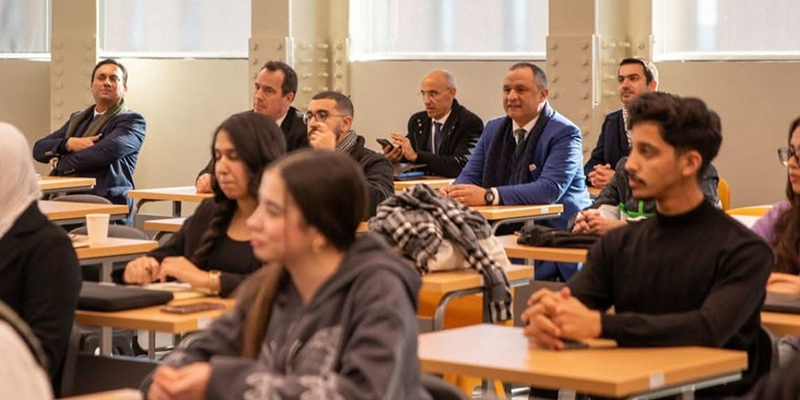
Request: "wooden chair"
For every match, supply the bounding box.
[718,178,731,211]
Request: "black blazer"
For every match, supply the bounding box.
[405,99,484,178]
[0,202,81,393]
[584,109,630,181]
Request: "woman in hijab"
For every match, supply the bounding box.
[0,123,82,395]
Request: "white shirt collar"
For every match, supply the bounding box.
[432,109,452,126]
[512,115,539,140]
[274,111,288,127]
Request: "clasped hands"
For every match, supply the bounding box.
[520,287,602,350]
[124,256,208,288]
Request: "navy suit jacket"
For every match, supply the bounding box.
[584,109,629,181]
[33,109,146,206]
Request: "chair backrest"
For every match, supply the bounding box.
[726,205,773,217]
[70,225,148,240]
[52,194,112,205]
[0,301,48,371]
[421,373,469,400]
[718,178,731,211]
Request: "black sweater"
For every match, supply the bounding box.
[568,200,772,395]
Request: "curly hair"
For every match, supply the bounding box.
[771,116,800,274]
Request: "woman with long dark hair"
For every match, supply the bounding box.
[117,111,285,297]
[143,150,429,400]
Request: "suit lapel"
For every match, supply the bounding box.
[415,116,432,153]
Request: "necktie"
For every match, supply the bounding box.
[433,122,443,154]
[514,128,526,148]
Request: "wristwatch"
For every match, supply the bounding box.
[484,188,495,205]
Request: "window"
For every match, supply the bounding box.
[653,0,800,60]
[349,0,548,60]
[0,0,49,54]
[100,0,250,57]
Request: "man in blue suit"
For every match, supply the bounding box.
[440,62,590,280]
[33,59,145,214]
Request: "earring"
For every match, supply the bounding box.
[312,240,324,254]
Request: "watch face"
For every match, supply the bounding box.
[485,190,495,203]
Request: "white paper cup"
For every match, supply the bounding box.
[85,213,110,245]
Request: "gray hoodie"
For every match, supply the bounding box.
[142,233,431,400]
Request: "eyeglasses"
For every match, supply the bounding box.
[303,110,346,125]
[778,147,800,166]
[420,90,444,99]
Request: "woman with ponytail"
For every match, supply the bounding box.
[142,150,430,400]
[117,111,285,297]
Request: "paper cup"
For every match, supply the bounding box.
[85,213,110,245]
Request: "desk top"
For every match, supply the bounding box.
[39,200,129,221]
[421,264,533,293]
[143,217,186,233]
[74,237,159,260]
[394,177,453,191]
[74,297,235,333]
[497,235,589,263]
[761,311,800,337]
[473,204,563,220]
[37,176,96,192]
[419,324,747,398]
[60,388,142,400]
[127,186,213,202]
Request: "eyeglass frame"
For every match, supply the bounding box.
[303,109,348,125]
[777,146,800,166]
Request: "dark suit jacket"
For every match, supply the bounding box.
[404,99,484,178]
[583,109,629,181]
[32,109,146,206]
[0,202,81,393]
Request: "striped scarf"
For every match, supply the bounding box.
[65,98,128,140]
[335,129,358,155]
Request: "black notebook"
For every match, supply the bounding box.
[78,282,174,312]
[763,291,800,314]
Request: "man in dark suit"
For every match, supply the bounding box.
[33,58,146,210]
[196,61,308,192]
[584,57,658,189]
[383,70,483,178]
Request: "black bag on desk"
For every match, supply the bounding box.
[517,225,599,249]
[78,282,174,312]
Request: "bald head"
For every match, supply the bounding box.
[420,70,457,120]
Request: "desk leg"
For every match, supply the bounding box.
[148,331,156,359]
[172,201,182,217]
[134,199,152,215]
[101,261,112,283]
[433,288,482,331]
[100,327,112,356]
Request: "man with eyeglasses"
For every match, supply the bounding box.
[306,91,393,217]
[382,70,484,178]
[196,61,308,192]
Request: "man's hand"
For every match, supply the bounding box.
[308,121,337,150]
[549,287,602,341]
[583,212,627,235]
[195,173,212,193]
[149,363,211,400]
[383,142,404,163]
[521,288,566,349]
[66,135,101,152]
[588,164,614,188]
[447,184,488,206]
[390,132,417,162]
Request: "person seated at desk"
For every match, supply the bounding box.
[142,150,430,400]
[196,61,308,193]
[522,93,772,397]
[0,123,81,395]
[305,91,393,217]
[32,58,145,214]
[116,112,285,297]
[752,115,800,366]
[584,57,658,190]
[572,155,720,235]
[382,70,484,178]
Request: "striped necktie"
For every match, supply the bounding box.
[433,122,443,154]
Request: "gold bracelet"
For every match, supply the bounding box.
[207,270,221,295]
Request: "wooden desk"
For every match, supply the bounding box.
[39,200,129,225]
[394,177,453,191]
[143,217,186,240]
[37,176,96,195]
[75,237,159,282]
[762,311,800,337]
[60,388,141,400]
[497,235,588,263]
[419,324,747,399]
[473,204,564,234]
[127,186,212,217]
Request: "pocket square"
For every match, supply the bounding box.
[528,164,537,171]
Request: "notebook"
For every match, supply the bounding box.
[763,291,800,314]
[78,282,174,312]
[393,163,427,180]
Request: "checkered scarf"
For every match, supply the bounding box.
[368,184,512,323]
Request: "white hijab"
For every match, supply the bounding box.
[0,123,41,239]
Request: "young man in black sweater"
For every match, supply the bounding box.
[522,92,772,397]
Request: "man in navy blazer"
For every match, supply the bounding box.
[440,63,590,280]
[584,57,658,188]
[33,59,145,212]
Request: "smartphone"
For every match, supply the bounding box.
[376,138,394,149]
[560,338,589,350]
[160,302,226,314]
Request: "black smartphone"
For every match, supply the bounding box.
[560,338,589,350]
[376,138,394,149]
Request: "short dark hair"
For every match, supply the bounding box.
[619,57,658,85]
[628,92,722,176]
[262,61,298,97]
[311,91,354,118]
[509,62,548,89]
[92,58,128,85]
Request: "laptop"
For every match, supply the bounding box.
[763,291,800,314]
[78,282,174,312]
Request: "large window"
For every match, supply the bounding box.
[0,0,49,55]
[653,0,800,60]
[350,0,548,60]
[101,0,250,57]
